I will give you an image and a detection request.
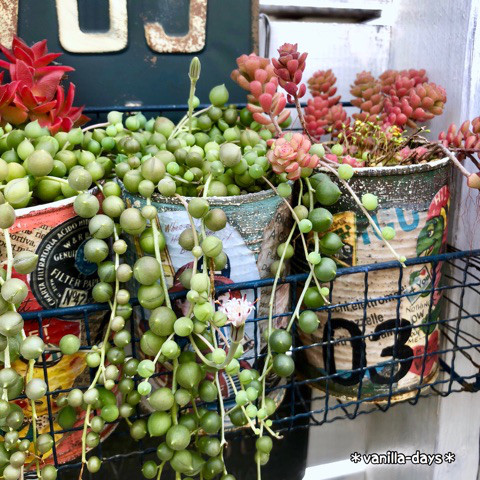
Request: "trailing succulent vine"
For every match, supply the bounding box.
[0,36,478,480]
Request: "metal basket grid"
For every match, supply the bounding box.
[16,247,480,479]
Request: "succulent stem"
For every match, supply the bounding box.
[79,183,120,478]
[4,228,13,279]
[437,143,471,177]
[147,198,172,309]
[319,160,405,265]
[27,359,41,477]
[269,114,283,137]
[82,122,109,132]
[294,96,315,143]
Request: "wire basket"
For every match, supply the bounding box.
[17,247,480,479]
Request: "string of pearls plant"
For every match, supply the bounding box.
[0,47,406,480]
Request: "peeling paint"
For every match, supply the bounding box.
[56,0,128,53]
[144,0,207,53]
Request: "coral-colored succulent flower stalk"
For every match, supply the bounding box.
[231,52,290,134]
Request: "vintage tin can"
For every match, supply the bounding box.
[297,158,451,402]
[0,194,116,464]
[123,188,292,423]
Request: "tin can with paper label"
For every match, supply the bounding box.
[124,188,292,422]
[297,158,450,402]
[0,194,117,465]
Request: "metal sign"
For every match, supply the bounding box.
[1,0,258,107]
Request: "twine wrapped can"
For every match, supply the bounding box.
[297,158,451,402]
[123,188,292,424]
[0,194,117,465]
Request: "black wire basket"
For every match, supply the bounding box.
[18,246,480,479]
[6,103,475,479]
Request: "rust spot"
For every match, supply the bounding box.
[144,0,207,53]
[0,0,19,48]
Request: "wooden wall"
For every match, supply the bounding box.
[260,1,480,479]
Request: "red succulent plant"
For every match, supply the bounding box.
[304,96,329,138]
[304,70,349,140]
[349,69,446,129]
[439,117,480,190]
[0,36,88,132]
[307,69,339,104]
[350,71,384,123]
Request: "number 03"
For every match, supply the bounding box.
[322,317,414,386]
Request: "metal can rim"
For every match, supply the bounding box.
[147,187,279,206]
[319,156,450,177]
[13,187,99,218]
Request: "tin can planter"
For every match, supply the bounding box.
[0,194,116,465]
[123,188,292,424]
[297,158,451,402]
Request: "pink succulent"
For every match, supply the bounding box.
[439,118,480,151]
[396,146,430,163]
[304,96,350,140]
[246,76,290,127]
[350,71,384,124]
[324,104,350,136]
[307,69,339,102]
[267,132,319,180]
[350,69,446,129]
[230,52,275,91]
[385,81,446,128]
[341,155,364,168]
[439,117,480,192]
[324,153,339,163]
[398,146,413,160]
[304,96,329,138]
[231,53,290,132]
[380,69,428,93]
[272,43,308,103]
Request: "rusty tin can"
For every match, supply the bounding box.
[297,158,451,402]
[123,188,292,423]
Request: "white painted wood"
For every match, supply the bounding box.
[448,0,480,253]
[306,395,441,480]
[389,3,480,480]
[267,22,391,101]
[259,2,480,480]
[261,0,392,7]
